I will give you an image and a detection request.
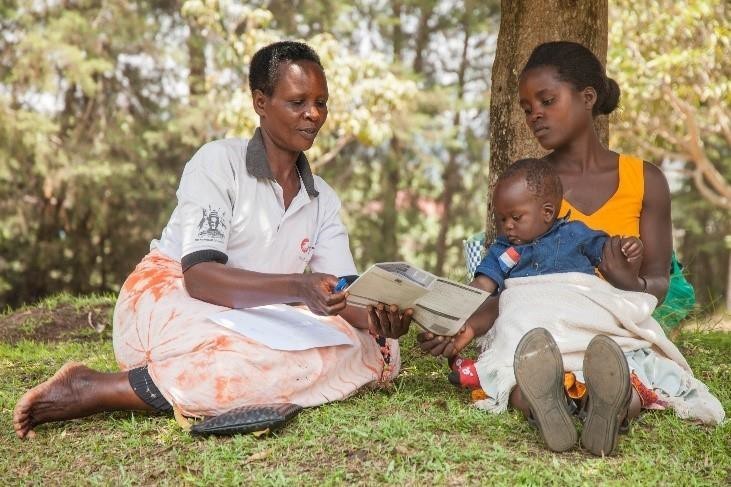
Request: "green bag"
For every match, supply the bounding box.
[652,251,696,331]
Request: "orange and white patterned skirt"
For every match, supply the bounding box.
[113,251,400,417]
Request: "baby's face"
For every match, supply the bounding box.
[493,177,555,245]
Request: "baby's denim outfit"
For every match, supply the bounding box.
[474,218,607,292]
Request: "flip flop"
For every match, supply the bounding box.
[581,335,631,456]
[514,328,577,452]
[190,403,302,436]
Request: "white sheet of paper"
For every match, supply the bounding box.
[209,304,353,351]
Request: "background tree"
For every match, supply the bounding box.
[1,0,726,313]
[0,1,189,304]
[0,0,496,307]
[608,0,730,308]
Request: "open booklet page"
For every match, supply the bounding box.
[345,263,433,309]
[412,279,488,336]
[345,262,489,336]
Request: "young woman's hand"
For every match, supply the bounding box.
[416,294,499,358]
[416,324,477,359]
[299,273,348,316]
[599,236,643,291]
[366,303,412,338]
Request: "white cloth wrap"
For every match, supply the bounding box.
[473,272,724,425]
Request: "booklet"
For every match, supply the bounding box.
[345,262,489,336]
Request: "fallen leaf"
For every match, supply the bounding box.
[243,448,273,464]
[434,399,448,411]
[87,312,106,333]
[173,405,191,432]
[392,445,413,456]
[252,428,270,438]
[345,449,369,461]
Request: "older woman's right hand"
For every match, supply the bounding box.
[299,273,348,316]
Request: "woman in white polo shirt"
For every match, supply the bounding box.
[14,41,410,438]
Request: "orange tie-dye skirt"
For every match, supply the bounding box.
[113,251,400,417]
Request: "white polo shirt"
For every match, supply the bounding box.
[151,128,357,278]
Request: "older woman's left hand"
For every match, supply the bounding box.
[367,303,412,338]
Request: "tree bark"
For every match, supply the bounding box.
[486,0,608,242]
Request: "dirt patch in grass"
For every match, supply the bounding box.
[0,303,114,344]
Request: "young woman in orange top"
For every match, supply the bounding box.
[418,42,723,456]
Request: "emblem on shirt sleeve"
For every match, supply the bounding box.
[195,206,227,242]
[498,247,520,273]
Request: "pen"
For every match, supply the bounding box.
[334,277,349,293]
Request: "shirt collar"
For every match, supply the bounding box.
[245,127,319,198]
[538,214,570,238]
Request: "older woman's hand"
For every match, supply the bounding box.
[299,273,348,316]
[366,303,412,338]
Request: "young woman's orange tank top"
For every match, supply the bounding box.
[559,154,644,237]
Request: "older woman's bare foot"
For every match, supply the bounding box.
[14,362,154,439]
[13,362,99,439]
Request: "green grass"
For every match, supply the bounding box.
[1,295,729,485]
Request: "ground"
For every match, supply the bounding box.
[1,294,729,485]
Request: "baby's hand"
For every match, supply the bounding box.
[619,236,643,263]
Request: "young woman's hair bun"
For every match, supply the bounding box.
[598,77,621,115]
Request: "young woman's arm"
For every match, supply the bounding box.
[638,162,673,301]
[599,162,672,301]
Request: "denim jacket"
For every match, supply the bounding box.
[474,217,608,292]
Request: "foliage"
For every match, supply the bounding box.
[0,0,498,308]
[608,0,731,306]
[0,1,189,306]
[0,0,727,309]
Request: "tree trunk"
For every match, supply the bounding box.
[412,3,435,74]
[379,139,402,263]
[187,24,206,97]
[435,11,471,275]
[486,0,608,242]
[727,245,731,311]
[376,1,404,262]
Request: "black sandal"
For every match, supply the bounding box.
[190,403,302,436]
[580,335,631,456]
[514,328,577,452]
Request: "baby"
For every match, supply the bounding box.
[450,158,723,456]
[450,158,642,388]
[475,157,641,294]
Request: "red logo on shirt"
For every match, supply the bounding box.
[300,238,310,253]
